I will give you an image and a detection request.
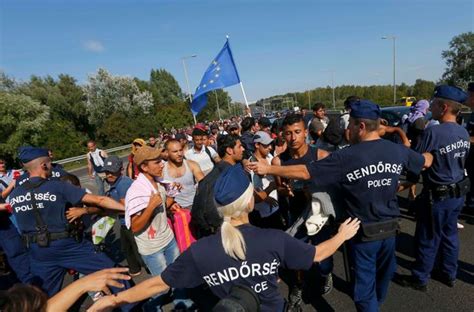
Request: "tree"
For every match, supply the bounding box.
[0,92,49,163]
[197,89,232,121]
[412,79,436,100]
[84,68,153,128]
[149,69,183,107]
[441,32,474,89]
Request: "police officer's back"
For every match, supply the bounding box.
[394,85,470,291]
[8,147,133,309]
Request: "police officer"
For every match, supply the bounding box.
[394,85,470,291]
[8,147,133,310]
[250,100,431,312]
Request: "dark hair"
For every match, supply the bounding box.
[192,128,207,137]
[344,96,360,109]
[60,173,81,187]
[164,139,180,150]
[282,113,306,129]
[312,102,325,111]
[352,118,380,132]
[217,134,240,158]
[240,117,256,132]
[258,117,271,128]
[0,284,47,312]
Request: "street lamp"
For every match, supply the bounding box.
[181,54,197,103]
[382,36,396,104]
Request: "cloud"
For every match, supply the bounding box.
[83,40,105,53]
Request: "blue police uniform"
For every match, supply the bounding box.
[307,100,425,312]
[410,86,470,286]
[8,147,133,311]
[0,170,33,284]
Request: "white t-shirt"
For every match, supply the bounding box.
[125,173,174,256]
[184,146,217,176]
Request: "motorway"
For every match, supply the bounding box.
[38,162,468,311]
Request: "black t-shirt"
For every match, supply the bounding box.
[415,122,470,185]
[307,139,424,223]
[161,224,315,312]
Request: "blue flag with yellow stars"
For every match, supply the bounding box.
[191,40,241,115]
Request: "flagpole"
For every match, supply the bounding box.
[239,82,251,116]
[214,91,222,120]
[193,114,197,124]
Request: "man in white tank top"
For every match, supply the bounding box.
[163,139,204,209]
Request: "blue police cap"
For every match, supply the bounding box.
[350,100,381,120]
[18,146,49,164]
[433,85,467,103]
[214,164,251,206]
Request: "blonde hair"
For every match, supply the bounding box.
[216,183,254,261]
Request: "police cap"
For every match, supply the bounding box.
[214,164,251,206]
[349,100,381,120]
[433,85,467,104]
[18,146,49,164]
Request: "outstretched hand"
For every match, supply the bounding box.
[248,159,270,175]
[338,218,361,240]
[80,267,131,295]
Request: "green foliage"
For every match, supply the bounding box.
[37,120,88,160]
[84,68,153,128]
[412,79,436,100]
[149,69,184,106]
[155,102,194,130]
[441,32,474,89]
[0,92,49,162]
[197,89,232,121]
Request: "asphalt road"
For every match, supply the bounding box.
[59,167,474,311]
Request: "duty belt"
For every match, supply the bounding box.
[22,231,71,245]
[425,178,469,200]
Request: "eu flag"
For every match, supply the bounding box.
[191,40,241,115]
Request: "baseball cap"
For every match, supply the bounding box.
[18,146,49,164]
[253,131,273,145]
[102,156,123,173]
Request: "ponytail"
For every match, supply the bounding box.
[216,184,254,261]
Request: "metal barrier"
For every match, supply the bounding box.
[55,144,132,165]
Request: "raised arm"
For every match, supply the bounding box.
[249,159,310,180]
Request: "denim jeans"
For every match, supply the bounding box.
[141,238,193,312]
[94,173,106,196]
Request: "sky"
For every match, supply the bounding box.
[0,0,473,103]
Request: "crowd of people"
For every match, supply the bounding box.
[0,83,472,312]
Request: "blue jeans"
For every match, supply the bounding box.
[94,173,106,196]
[141,238,193,311]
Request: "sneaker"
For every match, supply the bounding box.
[287,285,303,312]
[457,222,464,229]
[392,273,427,292]
[320,273,333,295]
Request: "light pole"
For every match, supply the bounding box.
[382,36,396,104]
[181,54,197,103]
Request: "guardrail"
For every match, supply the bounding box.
[55,144,132,165]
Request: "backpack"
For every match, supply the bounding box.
[204,146,217,165]
[322,117,344,146]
